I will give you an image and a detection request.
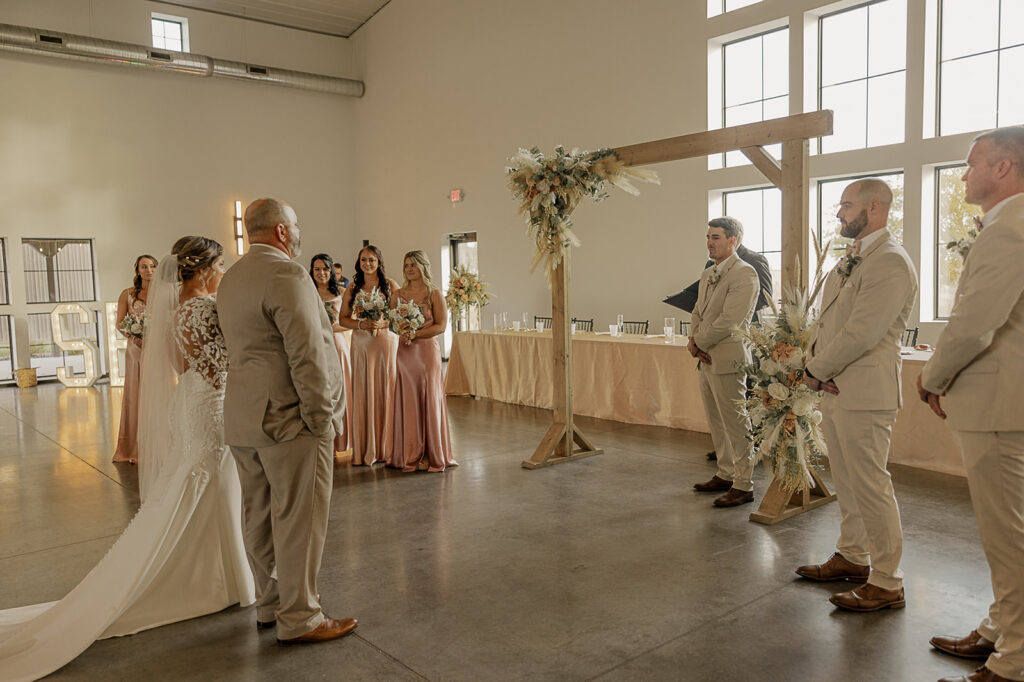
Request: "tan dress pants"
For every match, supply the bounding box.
[955,430,1024,681]
[230,431,334,640]
[820,396,904,590]
[698,366,755,492]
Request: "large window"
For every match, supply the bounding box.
[0,239,8,305]
[708,0,761,18]
[817,172,904,270]
[21,239,96,304]
[721,27,789,167]
[939,0,1024,136]
[151,13,189,52]
[722,187,782,297]
[28,311,101,379]
[819,0,906,153]
[935,164,983,318]
[0,315,12,382]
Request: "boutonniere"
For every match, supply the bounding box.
[707,269,721,287]
[835,254,862,279]
[945,216,982,260]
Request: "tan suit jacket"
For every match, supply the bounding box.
[922,193,1024,431]
[691,254,758,375]
[806,229,918,411]
[217,244,344,447]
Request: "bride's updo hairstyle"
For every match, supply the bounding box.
[172,236,223,282]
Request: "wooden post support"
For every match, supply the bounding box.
[523,249,603,469]
[749,467,836,525]
[780,138,810,291]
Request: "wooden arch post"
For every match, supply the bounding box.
[523,111,838,523]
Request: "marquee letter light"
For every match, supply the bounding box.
[50,304,100,388]
[105,302,126,387]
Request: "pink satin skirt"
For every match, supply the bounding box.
[387,336,456,472]
[112,342,142,463]
[349,329,397,466]
[332,331,354,453]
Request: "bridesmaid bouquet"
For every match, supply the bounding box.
[353,287,388,321]
[119,312,145,340]
[323,300,338,324]
[388,299,426,340]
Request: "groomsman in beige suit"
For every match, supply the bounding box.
[217,198,354,645]
[689,217,759,508]
[796,178,918,612]
[920,128,1024,682]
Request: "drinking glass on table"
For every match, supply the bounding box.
[512,320,521,331]
[664,317,675,344]
[616,314,624,336]
[522,313,529,328]
[493,313,499,332]
[608,324,618,336]
[535,320,544,333]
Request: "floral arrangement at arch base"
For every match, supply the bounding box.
[445,265,495,318]
[506,146,659,281]
[732,235,833,494]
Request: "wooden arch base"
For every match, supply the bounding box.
[749,468,836,525]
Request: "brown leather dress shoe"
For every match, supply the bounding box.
[713,488,754,507]
[931,630,996,660]
[829,583,905,612]
[694,475,732,492]
[277,616,358,646]
[938,666,1013,682]
[795,552,870,582]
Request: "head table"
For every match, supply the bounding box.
[444,330,963,477]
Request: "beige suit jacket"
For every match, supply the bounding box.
[691,254,758,375]
[922,193,1024,431]
[217,244,344,447]
[806,229,918,411]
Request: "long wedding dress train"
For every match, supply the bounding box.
[0,270,254,682]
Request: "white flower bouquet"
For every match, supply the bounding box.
[118,312,145,341]
[324,300,338,324]
[353,287,388,321]
[388,299,426,339]
[445,265,495,317]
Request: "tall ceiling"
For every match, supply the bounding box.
[157,0,391,37]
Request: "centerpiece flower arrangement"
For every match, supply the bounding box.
[119,312,145,341]
[732,237,833,493]
[445,265,494,317]
[506,146,659,280]
[388,299,426,342]
[353,287,388,323]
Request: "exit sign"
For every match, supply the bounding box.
[450,188,464,203]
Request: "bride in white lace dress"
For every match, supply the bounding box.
[0,237,254,681]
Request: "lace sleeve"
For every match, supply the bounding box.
[175,297,228,388]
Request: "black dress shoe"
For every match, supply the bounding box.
[706,451,717,461]
[257,620,275,631]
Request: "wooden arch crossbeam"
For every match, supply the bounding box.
[523,111,837,524]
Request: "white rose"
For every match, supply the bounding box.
[810,410,823,425]
[767,382,789,401]
[749,406,766,427]
[785,348,804,368]
[791,397,813,416]
[760,359,781,377]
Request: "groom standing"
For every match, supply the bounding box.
[218,198,354,644]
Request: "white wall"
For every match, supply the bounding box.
[0,0,361,371]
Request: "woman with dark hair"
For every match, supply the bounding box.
[112,254,157,464]
[309,253,353,453]
[386,250,456,472]
[338,245,399,466]
[0,237,253,680]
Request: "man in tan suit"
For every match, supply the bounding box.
[689,217,759,508]
[920,128,1024,682]
[795,179,918,613]
[217,198,354,645]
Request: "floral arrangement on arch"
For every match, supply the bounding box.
[506,146,659,278]
[732,237,832,493]
[445,265,494,317]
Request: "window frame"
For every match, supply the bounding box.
[21,238,98,304]
[815,170,905,254]
[151,12,190,52]
[0,314,13,382]
[0,238,9,306]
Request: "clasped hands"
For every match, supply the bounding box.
[686,337,712,365]
[359,318,389,337]
[802,373,839,396]
[915,375,947,420]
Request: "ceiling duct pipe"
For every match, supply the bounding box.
[0,22,364,97]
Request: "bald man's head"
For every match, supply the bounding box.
[244,198,294,239]
[849,178,893,209]
[837,178,893,239]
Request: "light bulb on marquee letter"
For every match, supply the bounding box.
[105,302,127,387]
[51,304,100,388]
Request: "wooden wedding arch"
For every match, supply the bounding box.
[521,110,838,525]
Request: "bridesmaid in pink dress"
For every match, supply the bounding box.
[386,251,456,472]
[309,253,354,454]
[337,246,399,466]
[112,254,157,464]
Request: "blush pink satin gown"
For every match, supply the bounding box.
[387,296,457,472]
[349,302,398,466]
[113,293,145,463]
[325,295,354,453]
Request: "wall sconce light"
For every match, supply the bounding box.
[234,200,244,255]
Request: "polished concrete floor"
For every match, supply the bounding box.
[0,382,988,681]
